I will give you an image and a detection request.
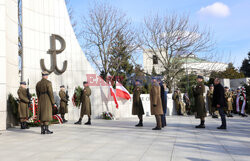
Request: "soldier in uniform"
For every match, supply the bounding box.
[224,87,233,117]
[75,81,92,125]
[59,85,68,123]
[206,84,218,118]
[17,81,30,129]
[172,89,185,115]
[193,75,206,128]
[150,77,163,130]
[132,80,144,127]
[36,71,56,134]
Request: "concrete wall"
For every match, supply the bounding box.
[0,0,19,130]
[230,78,250,90]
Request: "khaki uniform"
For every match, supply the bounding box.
[17,87,29,119]
[59,90,68,114]
[132,86,144,115]
[225,91,233,111]
[80,86,91,117]
[150,84,163,128]
[36,78,55,123]
[172,91,186,115]
[193,82,206,119]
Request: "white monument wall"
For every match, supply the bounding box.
[0,0,19,130]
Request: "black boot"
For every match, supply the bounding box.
[24,122,30,129]
[45,125,53,134]
[135,119,143,127]
[74,118,82,125]
[61,115,68,123]
[20,122,25,129]
[152,127,161,130]
[196,120,205,128]
[41,125,45,134]
[85,118,91,125]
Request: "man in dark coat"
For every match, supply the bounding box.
[213,78,227,129]
[158,80,167,127]
[75,81,92,125]
[36,71,56,134]
[193,75,206,128]
[59,85,69,123]
[132,80,144,127]
[17,81,30,129]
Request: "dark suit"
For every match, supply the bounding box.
[160,83,167,127]
[212,83,227,127]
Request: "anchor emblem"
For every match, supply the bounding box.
[40,34,67,74]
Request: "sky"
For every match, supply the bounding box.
[69,0,250,68]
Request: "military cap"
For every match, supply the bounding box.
[210,84,214,87]
[237,87,241,90]
[83,81,88,84]
[20,81,26,85]
[197,75,204,79]
[60,85,65,88]
[42,71,49,76]
[224,86,229,89]
[152,77,157,80]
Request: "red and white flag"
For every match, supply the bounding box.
[109,83,119,109]
[116,81,131,100]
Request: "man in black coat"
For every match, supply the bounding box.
[159,80,167,127]
[212,78,227,129]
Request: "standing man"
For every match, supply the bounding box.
[36,71,56,134]
[132,80,144,127]
[224,87,233,117]
[59,85,68,123]
[17,81,30,129]
[150,77,163,130]
[75,81,92,125]
[207,85,218,118]
[193,75,206,128]
[183,90,191,115]
[159,80,167,128]
[213,78,227,129]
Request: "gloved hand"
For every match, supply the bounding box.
[153,104,157,107]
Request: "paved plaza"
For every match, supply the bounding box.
[0,115,250,161]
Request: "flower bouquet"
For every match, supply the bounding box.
[102,111,114,120]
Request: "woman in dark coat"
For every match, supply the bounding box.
[132,80,145,126]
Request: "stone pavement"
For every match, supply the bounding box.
[0,115,250,161]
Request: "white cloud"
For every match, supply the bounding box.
[198,2,230,18]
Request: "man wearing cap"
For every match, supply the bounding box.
[36,71,56,134]
[75,81,92,125]
[17,81,31,129]
[193,75,206,128]
[213,78,227,129]
[132,80,144,127]
[59,85,69,123]
[150,77,163,130]
[225,87,233,117]
[206,84,218,118]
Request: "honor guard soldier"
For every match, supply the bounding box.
[132,80,145,127]
[59,85,69,123]
[75,81,92,125]
[36,71,56,134]
[193,75,206,128]
[17,81,30,129]
[224,87,233,117]
[150,77,164,130]
[207,84,218,118]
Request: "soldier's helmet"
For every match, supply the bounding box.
[20,81,26,85]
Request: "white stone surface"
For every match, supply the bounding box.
[0,0,19,130]
[0,115,250,161]
[230,78,250,90]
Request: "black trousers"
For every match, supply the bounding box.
[218,107,226,127]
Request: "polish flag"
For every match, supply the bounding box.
[109,83,119,109]
[116,81,131,100]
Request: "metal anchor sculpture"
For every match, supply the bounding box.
[40,34,67,74]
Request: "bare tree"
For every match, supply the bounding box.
[79,2,138,80]
[140,13,214,92]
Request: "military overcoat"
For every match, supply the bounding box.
[150,84,163,115]
[80,86,92,116]
[193,82,206,118]
[36,78,55,122]
[132,86,144,115]
[17,87,29,118]
[59,90,68,114]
